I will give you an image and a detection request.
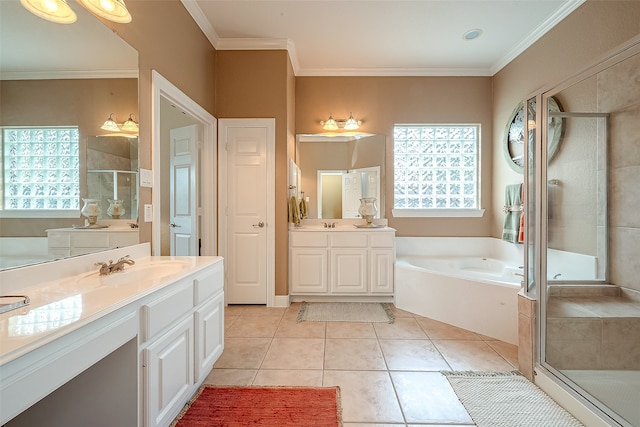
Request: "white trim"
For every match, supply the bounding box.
[296,67,493,77]
[179,0,220,48]
[0,210,80,219]
[218,119,276,307]
[273,295,290,308]
[1,70,138,81]
[392,208,485,218]
[151,70,217,257]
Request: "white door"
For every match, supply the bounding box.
[342,171,361,218]
[170,125,198,256]
[219,120,274,304]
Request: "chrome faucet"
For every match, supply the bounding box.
[95,255,135,275]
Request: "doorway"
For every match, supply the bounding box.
[151,71,216,257]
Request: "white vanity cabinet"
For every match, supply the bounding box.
[46,227,139,258]
[290,228,395,297]
[140,262,224,427]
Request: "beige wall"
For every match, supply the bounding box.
[215,50,292,296]
[0,78,137,236]
[295,76,494,237]
[100,0,217,245]
[491,0,640,238]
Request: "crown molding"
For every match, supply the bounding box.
[295,67,493,77]
[1,69,139,81]
[180,0,220,48]
[490,0,586,75]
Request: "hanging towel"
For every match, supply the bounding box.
[502,183,522,243]
[288,195,301,225]
[299,197,308,219]
[518,184,525,243]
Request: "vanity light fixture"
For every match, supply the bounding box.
[100,113,120,132]
[78,0,132,23]
[320,112,361,131]
[121,113,139,132]
[19,0,77,24]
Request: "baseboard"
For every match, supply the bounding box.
[272,294,290,307]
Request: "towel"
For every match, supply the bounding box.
[299,197,308,219]
[518,184,525,243]
[502,183,522,243]
[288,196,301,225]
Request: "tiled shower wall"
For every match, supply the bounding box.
[601,53,640,293]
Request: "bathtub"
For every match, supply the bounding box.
[394,237,523,345]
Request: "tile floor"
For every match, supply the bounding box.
[204,303,519,426]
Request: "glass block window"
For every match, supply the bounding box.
[2,127,80,211]
[394,125,479,209]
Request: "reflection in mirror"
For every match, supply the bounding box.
[297,134,385,219]
[0,0,139,270]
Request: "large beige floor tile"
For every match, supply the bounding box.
[261,338,325,369]
[374,317,428,339]
[486,340,519,368]
[391,371,474,424]
[224,305,247,316]
[204,368,256,385]
[323,370,404,423]
[326,321,377,338]
[415,316,482,340]
[213,337,271,369]
[252,369,323,386]
[388,304,415,318]
[275,317,326,338]
[225,315,281,338]
[325,339,387,370]
[379,339,450,371]
[239,305,287,317]
[433,340,514,371]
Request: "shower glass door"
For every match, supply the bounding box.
[539,44,640,427]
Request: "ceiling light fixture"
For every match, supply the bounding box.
[121,113,139,132]
[19,0,77,24]
[463,29,483,41]
[320,113,361,131]
[100,113,120,132]
[78,0,132,23]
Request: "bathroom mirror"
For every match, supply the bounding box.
[296,134,385,219]
[0,0,139,270]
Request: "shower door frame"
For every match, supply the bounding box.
[535,39,640,427]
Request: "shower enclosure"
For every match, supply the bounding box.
[531,41,640,426]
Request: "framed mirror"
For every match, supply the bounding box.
[503,97,564,173]
[296,134,385,219]
[0,0,139,270]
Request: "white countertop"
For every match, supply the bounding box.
[0,254,223,366]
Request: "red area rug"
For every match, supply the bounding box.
[171,385,342,426]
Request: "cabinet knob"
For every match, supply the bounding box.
[170,223,180,228]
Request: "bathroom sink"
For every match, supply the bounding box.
[58,260,191,290]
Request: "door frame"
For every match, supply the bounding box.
[218,118,276,307]
[151,70,217,257]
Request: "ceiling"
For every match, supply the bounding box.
[182,0,585,76]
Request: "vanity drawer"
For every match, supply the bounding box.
[331,232,367,248]
[194,262,224,305]
[47,232,70,248]
[370,232,395,248]
[141,278,194,342]
[71,233,110,248]
[290,232,328,247]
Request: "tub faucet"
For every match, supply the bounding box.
[95,255,135,275]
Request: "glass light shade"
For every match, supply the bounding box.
[358,197,378,225]
[343,112,360,130]
[101,113,120,132]
[81,198,102,225]
[107,199,125,219]
[121,114,138,132]
[322,114,339,131]
[78,0,131,23]
[20,0,77,24]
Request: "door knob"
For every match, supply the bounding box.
[170,223,180,228]
[252,221,265,228]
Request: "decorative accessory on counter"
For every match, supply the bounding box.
[80,198,107,228]
[357,197,378,226]
[107,199,125,219]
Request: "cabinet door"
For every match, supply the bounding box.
[370,249,394,293]
[331,249,367,293]
[291,248,328,293]
[143,316,193,427]
[194,292,224,383]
